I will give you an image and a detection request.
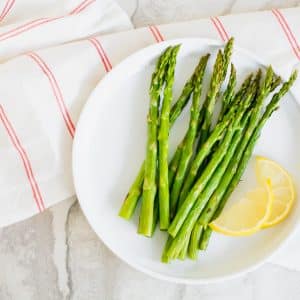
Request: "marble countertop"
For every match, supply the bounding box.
[1,1,300,299]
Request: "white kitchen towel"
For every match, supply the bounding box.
[0,0,132,62]
[0,3,300,270]
[0,0,133,226]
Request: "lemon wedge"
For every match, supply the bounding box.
[256,156,295,228]
[210,181,273,236]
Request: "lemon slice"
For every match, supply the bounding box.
[210,182,273,236]
[256,156,295,228]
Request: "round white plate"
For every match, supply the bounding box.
[73,38,300,284]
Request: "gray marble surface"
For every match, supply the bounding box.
[2,1,300,299]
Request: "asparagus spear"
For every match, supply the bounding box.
[169,125,233,239]
[206,67,275,223]
[270,74,282,92]
[158,45,181,230]
[165,69,289,260]
[197,50,224,146]
[213,70,297,221]
[166,125,243,258]
[177,74,253,207]
[168,55,213,188]
[151,196,159,236]
[187,66,237,259]
[187,69,251,253]
[220,64,237,119]
[197,70,289,250]
[187,108,253,259]
[138,46,174,236]
[170,54,210,217]
[168,142,183,186]
[196,39,233,146]
[199,226,212,250]
[166,41,232,223]
[169,43,232,204]
[188,222,203,259]
[168,81,256,238]
[166,109,253,258]
[161,236,173,263]
[196,72,296,250]
[119,48,200,220]
[221,37,234,81]
[178,233,190,260]
[193,70,262,251]
[179,74,252,204]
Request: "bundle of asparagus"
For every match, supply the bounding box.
[118,38,297,262]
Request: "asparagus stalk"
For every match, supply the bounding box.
[161,236,173,263]
[158,45,181,230]
[168,81,256,238]
[187,108,253,259]
[196,38,233,146]
[168,124,234,239]
[138,46,174,235]
[197,50,224,146]
[177,74,253,207]
[193,70,262,250]
[151,196,159,236]
[197,70,289,250]
[188,222,203,259]
[270,74,282,92]
[168,142,183,186]
[164,69,288,260]
[213,70,297,221]
[166,125,243,258]
[168,56,213,188]
[207,67,275,222]
[187,70,251,252]
[221,37,234,81]
[169,43,232,205]
[119,48,200,220]
[199,226,212,250]
[166,109,253,258]
[178,233,190,260]
[166,41,232,222]
[220,64,237,119]
[196,73,296,251]
[170,54,210,216]
[187,66,237,260]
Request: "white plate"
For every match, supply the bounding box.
[72,38,300,284]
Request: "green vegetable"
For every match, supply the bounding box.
[177,76,251,208]
[167,110,252,258]
[198,70,293,252]
[197,50,224,147]
[188,222,203,259]
[220,63,236,118]
[119,49,210,220]
[213,70,297,221]
[158,45,181,230]
[199,227,212,250]
[170,54,210,217]
[138,46,174,236]
[197,38,233,146]
[182,107,253,259]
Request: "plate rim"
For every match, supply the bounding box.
[72,37,300,284]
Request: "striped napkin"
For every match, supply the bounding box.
[0,1,300,255]
[0,0,133,226]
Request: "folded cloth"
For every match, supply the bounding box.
[0,0,133,226]
[0,4,299,266]
[0,0,132,62]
